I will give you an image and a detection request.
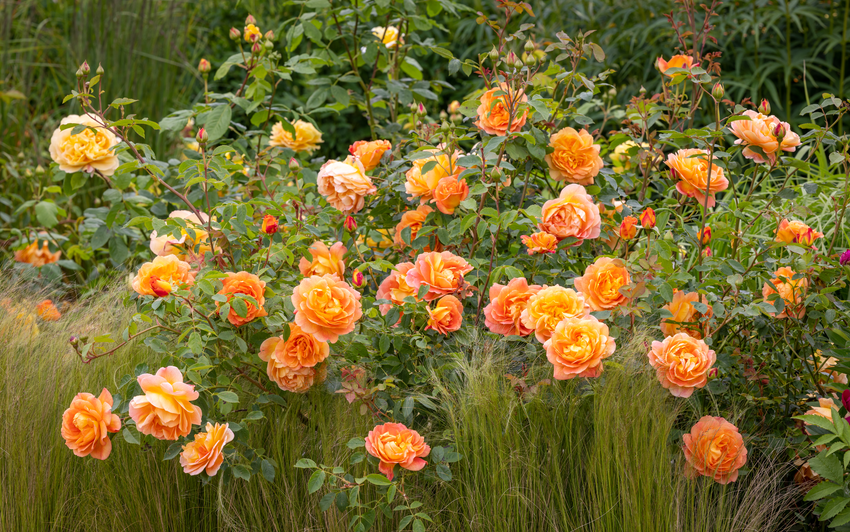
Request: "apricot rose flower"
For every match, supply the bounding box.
[217,271,268,327]
[545,127,604,185]
[132,255,195,298]
[775,219,823,247]
[394,205,433,248]
[299,241,347,278]
[683,416,747,484]
[433,175,469,215]
[349,139,392,171]
[475,82,528,136]
[61,388,121,460]
[660,290,713,339]
[365,422,430,481]
[521,232,559,254]
[376,262,417,316]
[425,295,464,335]
[317,158,376,214]
[180,422,234,477]
[729,110,800,164]
[538,184,602,242]
[647,333,716,398]
[49,114,120,175]
[521,286,590,343]
[292,274,363,343]
[664,149,729,208]
[656,54,697,75]
[14,239,61,267]
[269,120,323,153]
[543,315,615,379]
[149,210,212,261]
[762,267,807,319]
[574,257,631,311]
[405,251,473,302]
[129,366,202,441]
[484,277,542,337]
[404,146,460,204]
[259,323,330,370]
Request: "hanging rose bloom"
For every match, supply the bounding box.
[729,110,800,164]
[484,277,542,337]
[545,127,604,185]
[261,214,278,235]
[36,299,61,321]
[521,232,559,254]
[291,274,362,343]
[538,184,602,243]
[129,366,202,441]
[433,175,469,215]
[217,272,268,327]
[269,120,323,153]
[404,145,461,204]
[521,286,590,343]
[299,241,347,278]
[394,205,433,248]
[426,295,464,335]
[365,422,430,480]
[543,315,615,379]
[775,219,823,247]
[647,333,716,398]
[61,388,121,460]
[132,255,195,297]
[405,251,474,301]
[683,416,747,484]
[664,149,729,208]
[660,290,713,339]
[14,239,61,267]
[475,82,529,136]
[349,139,392,171]
[49,114,120,176]
[574,257,631,311]
[149,210,212,261]
[656,54,697,76]
[376,262,417,317]
[371,26,403,48]
[317,158,376,214]
[180,422,234,477]
[762,267,807,319]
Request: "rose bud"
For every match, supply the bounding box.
[264,30,275,40]
[261,214,278,235]
[80,60,90,76]
[840,249,850,266]
[288,158,300,171]
[198,58,211,74]
[698,225,711,245]
[758,99,771,115]
[708,368,719,379]
[344,215,357,232]
[505,51,518,67]
[639,208,656,229]
[489,46,500,62]
[251,41,261,54]
[711,83,724,100]
[96,63,104,75]
[245,14,256,25]
[150,276,173,297]
[70,336,79,346]
[352,270,365,288]
[774,122,786,139]
[702,246,713,258]
[619,216,638,240]
[229,27,241,41]
[524,40,535,53]
[196,127,208,144]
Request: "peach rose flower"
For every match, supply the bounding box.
[683,416,747,484]
[299,241,347,278]
[426,295,464,335]
[365,422,430,480]
[36,299,61,321]
[661,290,713,339]
[404,145,461,204]
[14,239,61,267]
[538,184,602,243]
[574,257,631,311]
[405,251,474,302]
[180,422,234,476]
[484,277,542,337]
[217,271,268,327]
[132,255,195,297]
[149,210,212,260]
[762,266,807,319]
[729,110,801,164]
[433,175,469,215]
[349,139,392,171]
[543,315,615,379]
[259,323,330,369]
[371,25,402,48]
[619,216,638,240]
[475,82,528,136]
[656,54,697,75]
[269,119,323,153]
[376,262,417,316]
[664,149,729,208]
[647,333,716,398]
[521,285,590,343]
[394,205,433,247]
[292,274,363,343]
[775,219,823,247]
[545,127,604,185]
[129,366,202,441]
[61,388,121,460]
[521,232,559,254]
[49,114,120,175]
[317,158,376,214]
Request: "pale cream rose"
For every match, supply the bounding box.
[49,114,120,176]
[317,158,376,214]
[269,120,323,153]
[149,210,212,260]
[371,26,402,48]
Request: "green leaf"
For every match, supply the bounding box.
[809,451,844,485]
[347,437,365,449]
[122,428,139,445]
[163,442,183,460]
[218,391,239,403]
[244,410,264,421]
[202,104,232,142]
[805,481,843,501]
[319,492,335,511]
[413,519,425,532]
[307,470,326,493]
[365,474,392,486]
[261,459,276,482]
[295,458,317,468]
[820,496,850,521]
[831,506,850,528]
[232,464,251,480]
[35,201,59,227]
[330,85,350,107]
[795,415,837,432]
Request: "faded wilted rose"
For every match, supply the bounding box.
[36,299,61,321]
[14,238,61,267]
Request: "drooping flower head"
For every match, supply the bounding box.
[664,149,729,208]
[425,295,464,335]
[729,110,800,164]
[14,238,61,267]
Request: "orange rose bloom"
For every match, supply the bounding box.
[661,290,713,339]
[349,139,392,171]
[775,219,823,247]
[394,205,433,247]
[683,417,747,485]
[61,388,121,460]
[522,232,559,254]
[656,54,697,75]
[665,149,729,208]
[149,210,212,261]
[426,295,464,335]
[376,262,417,316]
[36,299,61,321]
[269,119,323,153]
[259,323,330,370]
[292,274,362,343]
[762,267,807,319]
[729,110,801,164]
[129,366,202,441]
[433,175,469,215]
[545,127,604,185]
[698,225,711,245]
[574,257,631,311]
[543,315,615,379]
[619,216,638,240]
[216,271,267,327]
[317,158,376,214]
[299,241,347,278]
[647,333,716,398]
[640,208,656,228]
[404,145,460,204]
[365,422,430,480]
[475,82,528,136]
[266,363,322,393]
[180,422,234,476]
[14,239,61,267]
[521,286,590,343]
[484,277,542,337]
[261,214,278,234]
[405,251,474,302]
[538,184,602,242]
[132,255,195,298]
